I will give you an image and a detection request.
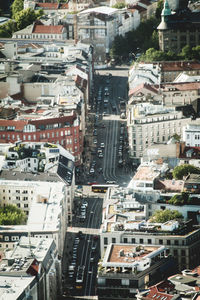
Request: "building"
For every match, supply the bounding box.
[0,237,60,299]
[97,243,176,299]
[13,23,67,40]
[126,102,190,163]
[0,141,75,224]
[157,0,200,52]
[100,185,200,270]
[183,121,200,147]
[0,110,83,165]
[77,7,140,65]
[136,272,200,299]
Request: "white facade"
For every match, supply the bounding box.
[183,122,200,147]
[127,103,190,161]
[0,180,68,256]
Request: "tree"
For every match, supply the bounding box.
[150,209,183,223]
[172,164,200,180]
[179,45,193,60]
[112,3,126,9]
[0,204,26,225]
[0,20,16,38]
[155,0,164,20]
[15,8,43,31]
[11,0,24,19]
[168,192,189,206]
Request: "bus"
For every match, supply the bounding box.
[91,184,119,193]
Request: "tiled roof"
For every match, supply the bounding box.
[161,82,200,91]
[36,3,59,9]
[155,179,184,192]
[160,61,200,72]
[129,83,158,96]
[33,25,64,34]
[142,281,175,300]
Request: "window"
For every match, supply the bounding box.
[104,237,108,245]
[167,240,171,245]
[124,238,128,243]
[112,238,116,243]
[5,236,9,241]
[132,238,135,244]
[181,249,186,256]
[147,239,152,244]
[174,240,179,246]
[174,249,178,256]
[159,239,163,245]
[139,238,143,244]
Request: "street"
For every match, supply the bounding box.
[61,65,136,299]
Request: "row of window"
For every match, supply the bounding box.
[104,237,188,247]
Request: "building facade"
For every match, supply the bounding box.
[127,103,190,163]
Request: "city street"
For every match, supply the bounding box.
[61,65,136,299]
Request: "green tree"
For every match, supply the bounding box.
[12,0,24,19]
[0,20,16,38]
[172,133,181,141]
[112,2,126,9]
[179,45,193,60]
[0,204,26,225]
[150,209,183,223]
[168,192,189,206]
[155,0,164,20]
[110,35,129,60]
[15,8,42,31]
[172,164,200,180]
[191,45,200,60]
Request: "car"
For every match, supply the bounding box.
[98,167,103,173]
[93,129,97,136]
[106,180,116,184]
[98,153,103,158]
[93,139,97,144]
[100,142,105,148]
[91,245,96,252]
[89,168,95,174]
[105,86,109,91]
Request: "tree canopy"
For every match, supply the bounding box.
[168,192,189,206]
[0,204,26,225]
[0,20,16,38]
[15,8,43,31]
[11,0,24,19]
[112,3,126,9]
[172,164,200,180]
[150,209,183,223]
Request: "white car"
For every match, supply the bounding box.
[89,168,95,174]
[100,143,105,148]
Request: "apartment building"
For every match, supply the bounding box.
[0,110,83,165]
[127,102,190,163]
[0,237,60,300]
[100,218,200,271]
[77,7,140,64]
[0,175,68,255]
[183,121,200,147]
[97,244,175,299]
[136,270,200,300]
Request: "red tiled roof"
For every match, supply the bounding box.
[75,75,87,91]
[142,281,175,300]
[156,82,200,92]
[36,3,59,9]
[33,25,64,34]
[160,61,200,72]
[129,83,158,97]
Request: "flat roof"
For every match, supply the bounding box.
[133,166,160,181]
[107,244,160,264]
